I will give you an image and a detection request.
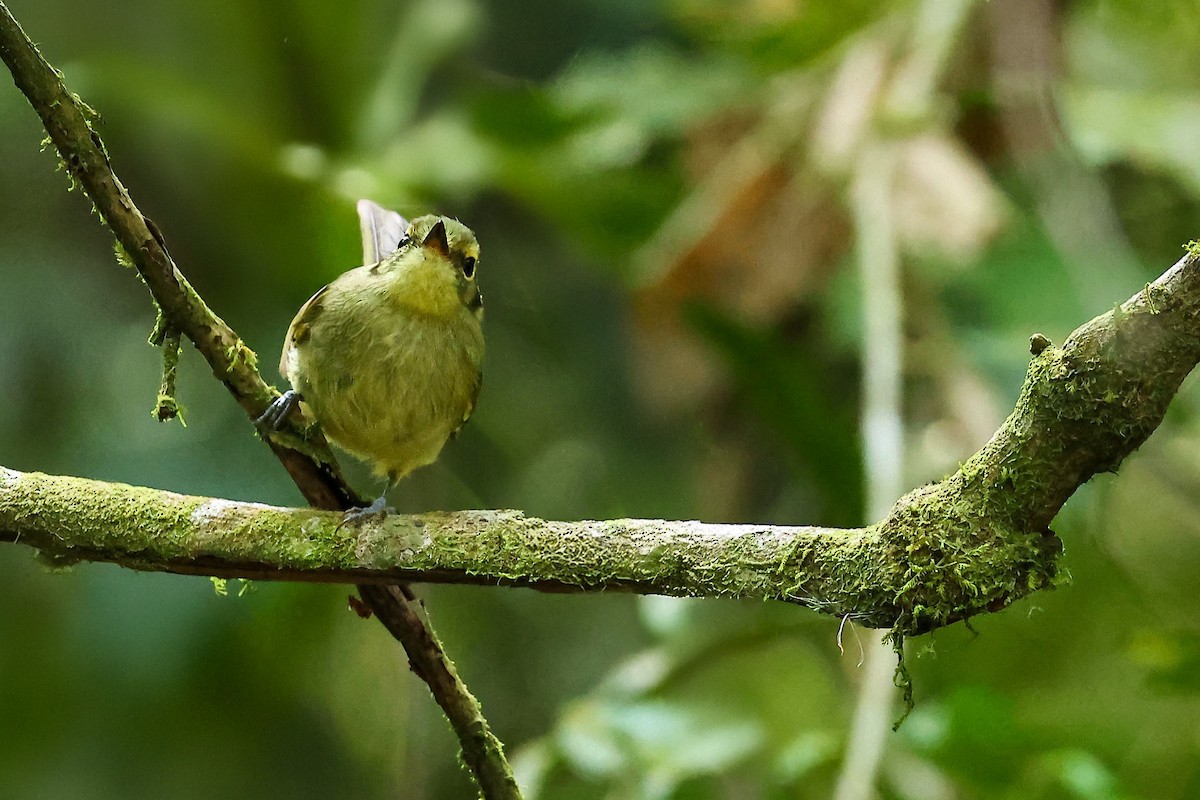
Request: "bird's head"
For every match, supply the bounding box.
[384,215,481,317]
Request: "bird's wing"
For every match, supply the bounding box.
[278,282,331,378]
[357,199,409,266]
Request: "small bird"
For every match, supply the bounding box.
[258,200,484,522]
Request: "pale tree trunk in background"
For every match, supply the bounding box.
[833,143,902,800]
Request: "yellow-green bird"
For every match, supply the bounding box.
[258,200,484,522]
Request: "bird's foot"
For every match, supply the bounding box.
[255,390,302,434]
[338,494,394,528]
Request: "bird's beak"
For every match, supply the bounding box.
[422,219,451,258]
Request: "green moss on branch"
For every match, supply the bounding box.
[3,255,1200,634]
[5,0,1200,643]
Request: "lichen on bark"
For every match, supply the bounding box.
[4,243,1200,634]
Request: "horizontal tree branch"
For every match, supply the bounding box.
[3,5,1200,644]
[0,466,844,597]
[6,249,1200,632]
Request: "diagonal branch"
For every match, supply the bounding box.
[0,4,520,798]
[0,0,347,506]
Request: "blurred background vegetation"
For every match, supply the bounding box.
[3,0,1200,797]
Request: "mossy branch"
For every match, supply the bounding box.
[3,250,1197,632]
[0,466,844,594]
[0,4,520,798]
[0,1,351,507]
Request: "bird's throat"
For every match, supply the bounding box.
[386,252,462,317]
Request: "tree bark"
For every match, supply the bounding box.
[7,242,1200,636]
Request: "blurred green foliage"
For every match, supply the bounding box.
[3,0,1200,797]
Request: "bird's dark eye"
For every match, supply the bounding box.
[462,256,477,278]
